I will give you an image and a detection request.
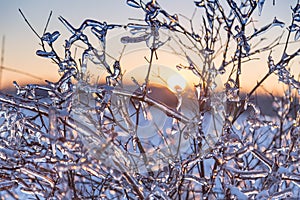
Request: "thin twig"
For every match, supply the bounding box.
[18,9,41,39]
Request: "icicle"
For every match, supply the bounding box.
[194,1,205,8]
[126,0,141,8]
[36,50,56,58]
[49,106,58,138]
[257,0,265,16]
[41,31,60,44]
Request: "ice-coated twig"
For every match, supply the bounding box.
[18,167,55,188]
[251,149,273,172]
[0,0,299,199]
[224,166,268,179]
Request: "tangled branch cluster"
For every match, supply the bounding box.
[0,0,299,199]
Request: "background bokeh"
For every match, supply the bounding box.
[0,0,298,94]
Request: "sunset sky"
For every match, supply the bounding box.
[0,0,299,95]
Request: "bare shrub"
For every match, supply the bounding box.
[0,0,299,199]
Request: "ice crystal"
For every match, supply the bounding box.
[0,0,299,199]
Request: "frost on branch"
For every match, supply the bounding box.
[0,0,300,199]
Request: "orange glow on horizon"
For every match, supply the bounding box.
[0,59,296,98]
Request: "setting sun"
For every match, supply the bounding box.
[167,73,187,92]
